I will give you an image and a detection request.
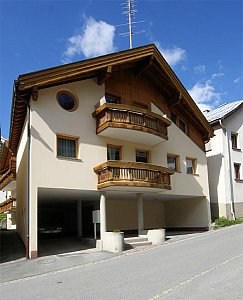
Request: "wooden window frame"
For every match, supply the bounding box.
[107,144,122,161]
[186,157,197,175]
[178,118,187,134]
[171,112,177,124]
[135,149,150,163]
[56,90,78,112]
[170,111,187,134]
[231,133,238,150]
[56,134,79,159]
[167,153,180,172]
[234,163,241,180]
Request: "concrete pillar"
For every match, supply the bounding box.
[7,213,12,230]
[29,186,38,259]
[137,193,144,235]
[100,192,107,240]
[77,200,82,237]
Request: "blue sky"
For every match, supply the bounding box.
[0,0,242,139]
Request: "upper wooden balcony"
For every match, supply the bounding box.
[93,103,171,146]
[94,161,174,191]
[0,157,16,191]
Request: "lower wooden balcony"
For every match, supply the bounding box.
[0,198,16,213]
[94,161,174,191]
[0,157,16,191]
[93,103,171,146]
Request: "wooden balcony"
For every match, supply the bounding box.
[93,103,171,146]
[0,157,16,191]
[94,161,174,191]
[0,198,16,213]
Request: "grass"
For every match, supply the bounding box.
[0,213,7,222]
[213,217,243,229]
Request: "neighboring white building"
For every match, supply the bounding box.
[0,45,214,258]
[205,100,243,220]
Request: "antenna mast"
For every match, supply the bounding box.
[119,0,144,49]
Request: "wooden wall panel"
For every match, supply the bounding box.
[105,69,205,151]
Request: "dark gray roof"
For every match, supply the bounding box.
[204,100,243,123]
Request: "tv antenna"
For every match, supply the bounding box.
[118,0,144,49]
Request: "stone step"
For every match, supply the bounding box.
[124,236,148,243]
[125,240,152,249]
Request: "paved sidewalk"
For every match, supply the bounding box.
[0,248,117,283]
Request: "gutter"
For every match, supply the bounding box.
[14,81,31,258]
[219,119,235,220]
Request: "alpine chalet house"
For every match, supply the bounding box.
[0,140,17,229]
[1,44,214,258]
[205,100,243,220]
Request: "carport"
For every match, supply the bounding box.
[38,188,100,256]
[34,187,210,257]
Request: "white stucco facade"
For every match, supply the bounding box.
[12,78,211,257]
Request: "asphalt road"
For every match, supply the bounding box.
[1,224,243,300]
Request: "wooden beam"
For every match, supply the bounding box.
[168,92,182,108]
[32,86,38,101]
[133,55,154,76]
[97,66,112,85]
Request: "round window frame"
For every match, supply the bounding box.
[56,91,78,112]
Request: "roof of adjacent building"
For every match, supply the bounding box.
[204,100,243,124]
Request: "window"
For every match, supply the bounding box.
[107,145,121,160]
[57,135,78,158]
[186,157,197,174]
[105,94,120,104]
[167,154,180,172]
[57,91,78,112]
[136,150,149,163]
[171,112,177,124]
[179,119,186,133]
[234,163,241,180]
[231,133,238,149]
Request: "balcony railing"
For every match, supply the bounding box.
[0,157,16,191]
[0,198,16,213]
[94,161,174,190]
[93,103,171,141]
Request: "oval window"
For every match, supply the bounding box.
[57,91,77,112]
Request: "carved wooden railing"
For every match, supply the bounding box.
[94,161,174,190]
[0,198,16,213]
[93,103,171,140]
[0,157,16,190]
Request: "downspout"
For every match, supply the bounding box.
[219,119,235,220]
[15,81,31,258]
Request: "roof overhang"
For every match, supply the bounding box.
[8,44,214,153]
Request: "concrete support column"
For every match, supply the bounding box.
[77,200,82,237]
[100,192,107,240]
[29,186,38,259]
[137,193,144,235]
[6,213,12,230]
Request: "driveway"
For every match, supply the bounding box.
[0,230,25,263]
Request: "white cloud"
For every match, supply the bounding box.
[188,80,221,111]
[62,16,116,63]
[194,64,206,74]
[155,41,186,66]
[211,72,225,79]
[233,77,241,84]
